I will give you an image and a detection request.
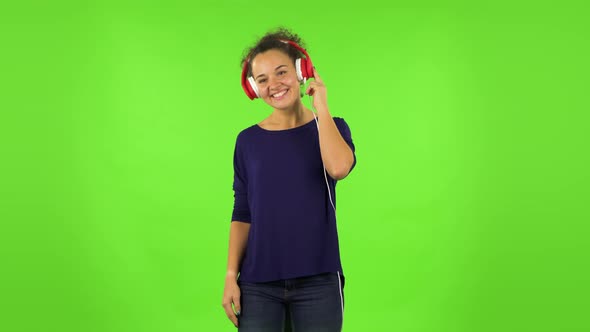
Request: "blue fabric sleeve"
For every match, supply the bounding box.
[334,117,357,173]
[231,134,251,222]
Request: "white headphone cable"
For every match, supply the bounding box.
[309,94,337,215]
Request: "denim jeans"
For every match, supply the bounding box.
[237,272,345,332]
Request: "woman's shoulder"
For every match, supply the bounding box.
[332,116,350,123]
[236,124,258,137]
[234,124,261,146]
[332,116,352,131]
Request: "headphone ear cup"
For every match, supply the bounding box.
[247,76,260,98]
[242,78,257,99]
[299,57,314,80]
[295,58,304,82]
[241,61,258,100]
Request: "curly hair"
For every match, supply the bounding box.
[240,27,307,77]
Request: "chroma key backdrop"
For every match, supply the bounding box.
[0,1,588,332]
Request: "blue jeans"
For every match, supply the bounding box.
[237,272,345,332]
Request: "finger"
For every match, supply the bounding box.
[312,67,322,83]
[234,294,241,316]
[222,302,238,326]
[307,81,320,93]
[222,302,236,320]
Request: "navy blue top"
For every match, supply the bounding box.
[231,116,356,283]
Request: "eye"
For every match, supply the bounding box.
[278,70,287,76]
[257,78,267,84]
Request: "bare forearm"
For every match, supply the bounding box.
[316,107,354,180]
[226,221,250,279]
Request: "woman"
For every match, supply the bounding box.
[222,27,357,331]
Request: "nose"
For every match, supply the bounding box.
[268,76,283,92]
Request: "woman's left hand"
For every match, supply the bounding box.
[305,67,328,111]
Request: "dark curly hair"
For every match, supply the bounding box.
[240,27,307,77]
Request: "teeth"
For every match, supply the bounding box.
[273,90,287,98]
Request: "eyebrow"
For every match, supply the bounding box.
[255,65,288,80]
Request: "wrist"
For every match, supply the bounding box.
[316,106,331,118]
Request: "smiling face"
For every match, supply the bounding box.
[250,49,301,110]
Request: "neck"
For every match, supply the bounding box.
[269,100,312,128]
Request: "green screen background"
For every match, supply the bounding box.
[1,1,588,331]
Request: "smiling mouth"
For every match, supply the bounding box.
[271,89,288,99]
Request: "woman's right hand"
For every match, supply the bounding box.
[222,274,241,328]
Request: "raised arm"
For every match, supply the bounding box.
[306,67,355,180]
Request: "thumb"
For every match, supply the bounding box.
[234,294,242,316]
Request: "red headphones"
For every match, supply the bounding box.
[241,40,314,100]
